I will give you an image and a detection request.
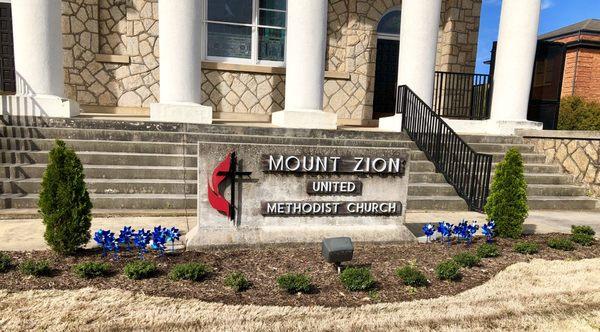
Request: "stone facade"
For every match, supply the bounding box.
[524,133,600,197]
[61,0,481,121]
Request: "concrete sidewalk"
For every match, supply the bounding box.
[0,211,598,251]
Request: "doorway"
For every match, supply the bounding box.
[0,2,15,93]
[373,9,400,119]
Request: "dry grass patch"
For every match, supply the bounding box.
[1,258,600,331]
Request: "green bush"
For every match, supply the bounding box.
[124,260,157,280]
[169,263,211,282]
[224,272,251,292]
[452,252,481,268]
[20,260,51,277]
[435,260,461,281]
[39,140,93,255]
[395,265,428,287]
[73,262,111,279]
[0,253,12,273]
[477,243,501,258]
[277,273,312,294]
[547,238,575,251]
[572,233,595,246]
[513,241,540,254]
[558,96,600,131]
[571,225,596,236]
[340,267,376,291]
[484,148,528,239]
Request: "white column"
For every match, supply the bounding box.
[380,0,442,131]
[150,0,212,124]
[486,0,543,134]
[1,0,79,117]
[271,0,337,130]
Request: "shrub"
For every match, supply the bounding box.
[572,233,595,246]
[513,241,540,254]
[452,252,481,268]
[169,263,211,282]
[571,225,596,236]
[547,238,575,251]
[558,96,600,131]
[435,260,461,281]
[124,260,157,280]
[224,272,251,292]
[0,253,12,273]
[73,262,111,279]
[340,267,376,291]
[20,260,51,277]
[277,273,312,294]
[39,140,93,255]
[395,265,428,287]
[484,148,528,239]
[477,243,500,258]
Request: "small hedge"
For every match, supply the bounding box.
[477,243,500,258]
[395,265,428,287]
[340,267,376,292]
[571,225,595,236]
[224,272,251,292]
[435,260,461,281]
[547,238,575,251]
[73,262,111,279]
[558,96,600,131]
[452,252,481,268]
[169,263,211,282]
[20,260,51,277]
[0,253,12,273]
[124,260,157,280]
[277,273,312,294]
[513,242,540,255]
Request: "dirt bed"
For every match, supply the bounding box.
[1,234,598,307]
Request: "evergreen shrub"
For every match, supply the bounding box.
[0,253,12,273]
[513,241,540,254]
[547,238,575,251]
[224,272,251,292]
[169,263,211,282]
[20,260,51,277]
[340,267,376,291]
[477,243,500,258]
[73,262,111,279]
[39,140,92,255]
[484,148,528,238]
[572,233,595,246]
[452,252,481,268]
[558,97,600,130]
[124,260,157,280]
[395,265,428,287]
[435,260,461,281]
[277,273,312,294]
[571,225,595,236]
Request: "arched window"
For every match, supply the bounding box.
[377,9,401,38]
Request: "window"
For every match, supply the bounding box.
[204,0,287,66]
[377,9,401,39]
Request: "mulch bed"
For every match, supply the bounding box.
[1,234,599,307]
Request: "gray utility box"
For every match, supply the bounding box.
[322,237,354,264]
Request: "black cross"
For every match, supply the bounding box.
[217,151,252,222]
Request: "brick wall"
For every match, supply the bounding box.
[557,33,600,102]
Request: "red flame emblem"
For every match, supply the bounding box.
[208,152,233,219]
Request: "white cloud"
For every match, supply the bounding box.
[541,0,554,10]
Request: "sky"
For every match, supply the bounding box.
[475,0,600,74]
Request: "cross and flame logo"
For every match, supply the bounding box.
[207,151,252,221]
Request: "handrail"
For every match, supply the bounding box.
[433,71,492,120]
[397,85,493,212]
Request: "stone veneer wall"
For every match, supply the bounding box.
[61,0,481,120]
[523,132,600,198]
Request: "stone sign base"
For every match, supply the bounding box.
[186,142,413,249]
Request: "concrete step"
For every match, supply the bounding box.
[408,172,447,183]
[2,178,197,195]
[407,196,469,211]
[0,193,197,209]
[460,134,524,144]
[492,163,561,174]
[469,143,535,153]
[408,183,458,196]
[526,184,588,197]
[1,164,198,180]
[527,196,597,210]
[522,173,574,185]
[488,152,546,164]
[408,160,436,173]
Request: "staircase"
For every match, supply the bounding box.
[0,116,596,216]
[0,116,457,215]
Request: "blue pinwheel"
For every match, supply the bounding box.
[94,229,116,257]
[134,229,152,259]
[118,226,135,251]
[150,226,167,256]
[465,221,479,245]
[482,220,496,243]
[165,227,181,253]
[437,222,453,245]
[422,223,436,243]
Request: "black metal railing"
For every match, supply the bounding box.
[397,85,493,212]
[433,71,492,120]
